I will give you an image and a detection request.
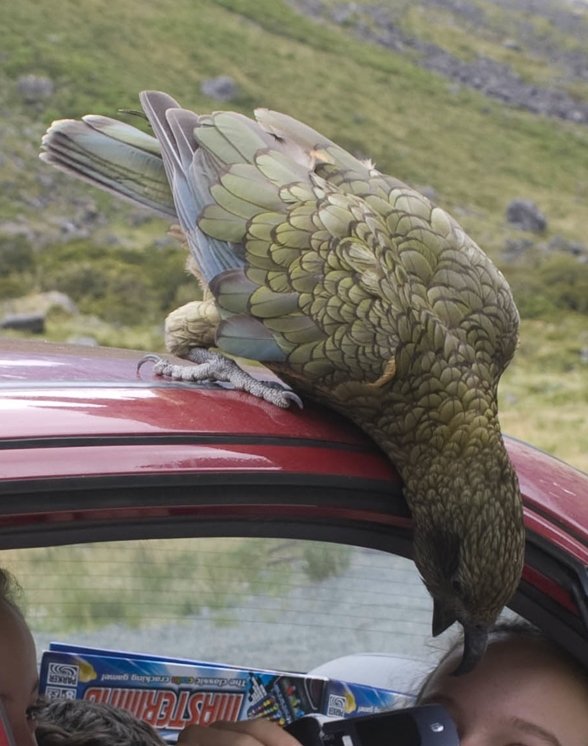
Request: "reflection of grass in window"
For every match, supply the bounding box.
[2,539,352,634]
[302,543,351,582]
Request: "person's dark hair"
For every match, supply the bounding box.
[0,567,23,612]
[35,700,166,746]
[417,619,588,700]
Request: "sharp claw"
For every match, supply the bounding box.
[256,387,303,410]
[135,349,303,410]
[251,379,304,409]
[281,390,304,409]
[137,354,190,379]
[136,354,164,374]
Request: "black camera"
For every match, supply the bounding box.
[285,705,458,746]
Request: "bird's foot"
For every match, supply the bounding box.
[138,349,303,410]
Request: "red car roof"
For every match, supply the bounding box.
[0,338,387,442]
[1,339,586,550]
[1,339,587,666]
[0,339,397,483]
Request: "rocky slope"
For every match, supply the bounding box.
[288,0,588,124]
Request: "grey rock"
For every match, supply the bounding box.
[0,291,78,320]
[201,75,239,102]
[17,74,54,103]
[502,38,522,51]
[502,392,519,406]
[0,221,36,243]
[0,313,45,334]
[504,237,534,259]
[56,218,90,240]
[39,291,79,316]
[506,199,547,232]
[547,235,587,257]
[66,335,99,347]
[103,233,122,246]
[129,210,154,227]
[81,206,101,225]
[414,184,438,202]
[332,3,360,23]
[154,235,177,249]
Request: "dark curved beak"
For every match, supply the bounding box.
[432,600,456,637]
[451,624,489,676]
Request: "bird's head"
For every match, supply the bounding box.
[411,466,525,675]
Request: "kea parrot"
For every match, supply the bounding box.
[40,91,525,674]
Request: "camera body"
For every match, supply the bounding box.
[285,705,459,746]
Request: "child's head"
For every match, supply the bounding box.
[0,568,39,746]
[419,622,588,746]
[35,700,166,746]
[0,567,166,746]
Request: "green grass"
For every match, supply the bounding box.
[2,539,351,632]
[499,315,588,473]
[2,0,587,223]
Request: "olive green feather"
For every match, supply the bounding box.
[40,91,525,675]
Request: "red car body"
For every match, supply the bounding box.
[1,338,587,668]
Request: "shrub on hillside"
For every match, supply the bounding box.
[508,252,588,318]
[37,239,194,325]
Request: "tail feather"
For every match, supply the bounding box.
[40,116,176,217]
[140,91,246,283]
[137,91,185,176]
[83,115,162,155]
[167,108,201,172]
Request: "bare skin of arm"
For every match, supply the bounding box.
[178,719,301,746]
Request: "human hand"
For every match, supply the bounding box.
[178,718,302,746]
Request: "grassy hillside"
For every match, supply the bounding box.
[296,0,588,110]
[1,0,587,470]
[3,0,588,215]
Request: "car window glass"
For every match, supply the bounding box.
[3,538,449,676]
